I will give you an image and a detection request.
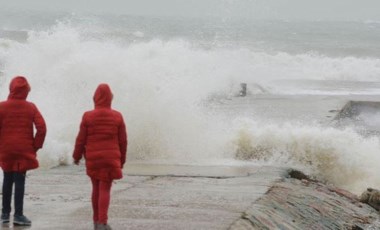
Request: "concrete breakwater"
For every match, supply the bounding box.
[333,100,380,136]
[1,164,378,229]
[230,171,379,230]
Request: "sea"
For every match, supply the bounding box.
[1,10,380,194]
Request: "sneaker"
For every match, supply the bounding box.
[13,215,32,226]
[1,213,10,223]
[97,223,112,230]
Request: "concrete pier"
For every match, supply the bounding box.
[1,164,286,230]
[1,164,378,229]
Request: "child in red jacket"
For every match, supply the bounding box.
[0,76,47,226]
[73,84,127,230]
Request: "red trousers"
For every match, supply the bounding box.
[91,178,112,224]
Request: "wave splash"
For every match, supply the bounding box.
[233,119,380,194]
[0,23,380,193]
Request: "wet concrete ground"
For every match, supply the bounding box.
[0,164,286,230]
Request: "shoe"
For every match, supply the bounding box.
[13,215,32,226]
[97,223,112,230]
[1,213,9,224]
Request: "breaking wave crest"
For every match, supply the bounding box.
[232,119,380,194]
[0,23,380,194]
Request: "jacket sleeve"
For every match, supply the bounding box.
[33,105,47,151]
[73,114,88,162]
[118,115,127,166]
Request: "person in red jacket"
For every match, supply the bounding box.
[0,76,46,226]
[73,83,127,230]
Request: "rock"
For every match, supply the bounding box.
[288,169,310,180]
[287,169,317,182]
[360,188,380,211]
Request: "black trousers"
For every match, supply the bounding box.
[2,171,26,216]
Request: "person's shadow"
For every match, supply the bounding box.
[1,223,31,229]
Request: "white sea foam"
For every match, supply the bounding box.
[0,23,380,193]
[231,119,380,194]
[133,31,145,38]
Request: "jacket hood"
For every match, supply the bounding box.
[93,84,113,108]
[8,76,30,100]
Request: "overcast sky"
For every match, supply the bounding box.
[1,0,380,21]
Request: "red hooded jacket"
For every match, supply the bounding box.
[0,76,47,172]
[73,84,127,181]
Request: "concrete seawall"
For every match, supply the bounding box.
[230,178,379,229]
[1,164,378,230]
[12,165,286,230]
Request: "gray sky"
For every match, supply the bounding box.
[1,0,380,21]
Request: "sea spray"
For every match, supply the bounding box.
[1,23,380,194]
[232,118,380,194]
[0,23,236,166]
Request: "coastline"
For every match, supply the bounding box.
[230,172,379,230]
[1,164,377,229]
